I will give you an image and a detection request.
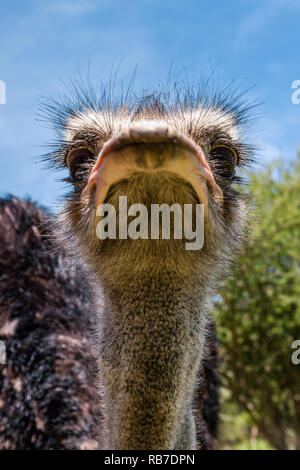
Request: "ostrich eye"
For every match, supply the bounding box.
[66,147,94,181]
[210,144,238,179]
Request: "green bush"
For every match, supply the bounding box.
[215,154,300,450]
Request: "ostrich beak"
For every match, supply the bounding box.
[81,121,223,208]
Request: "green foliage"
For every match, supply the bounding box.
[217,389,274,450]
[215,154,300,450]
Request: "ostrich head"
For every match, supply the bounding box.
[45,82,253,449]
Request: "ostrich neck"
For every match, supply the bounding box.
[97,270,208,450]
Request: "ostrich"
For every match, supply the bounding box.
[0,82,252,450]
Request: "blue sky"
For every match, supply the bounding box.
[0,0,300,210]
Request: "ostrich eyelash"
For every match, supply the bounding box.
[64,145,95,167]
[210,144,238,166]
[208,138,250,167]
